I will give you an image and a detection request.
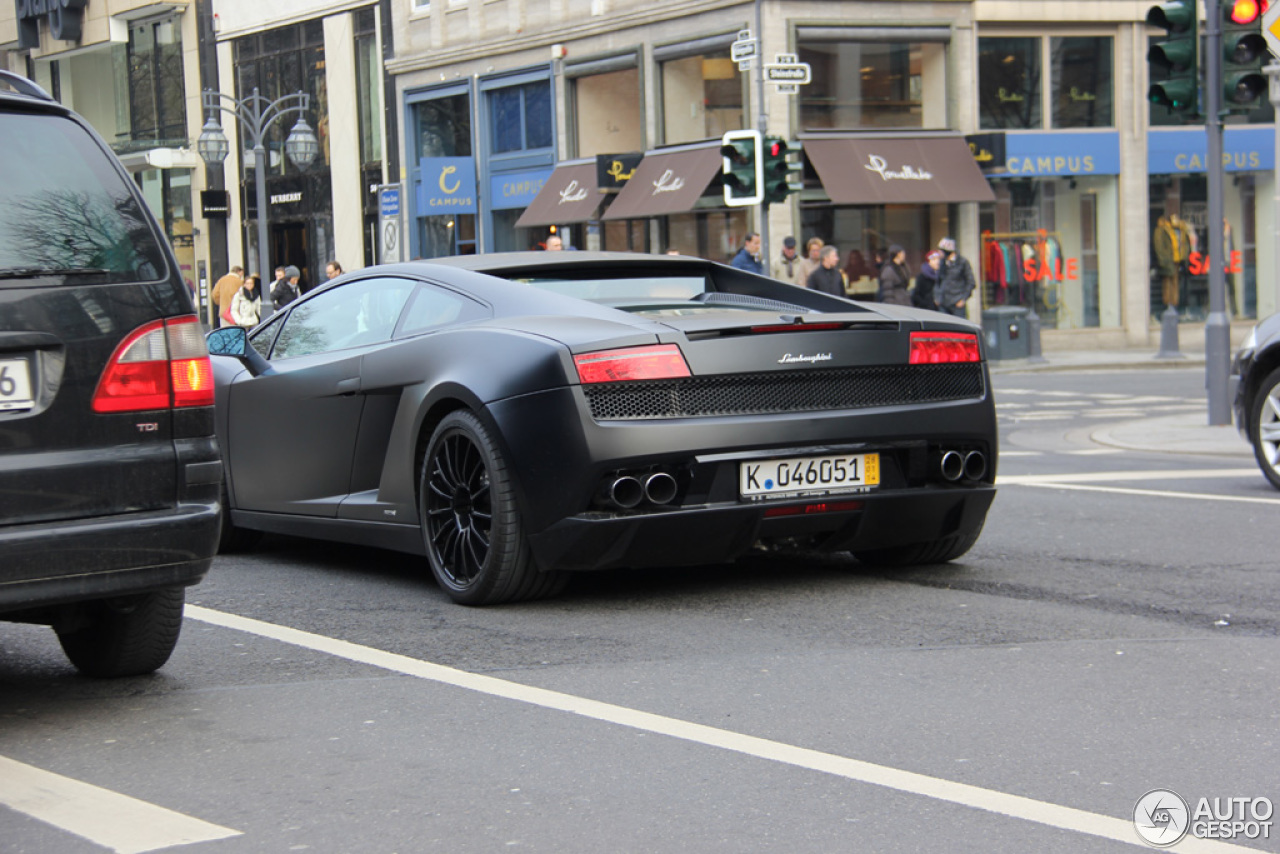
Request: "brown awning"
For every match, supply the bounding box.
[601,143,722,220]
[802,135,996,205]
[514,161,602,228]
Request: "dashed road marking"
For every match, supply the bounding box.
[185,606,1257,852]
[0,755,240,853]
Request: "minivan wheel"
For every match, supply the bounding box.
[55,587,185,678]
[1250,366,1280,490]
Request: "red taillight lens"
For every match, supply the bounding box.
[574,344,691,384]
[93,316,215,413]
[749,322,844,334]
[908,331,982,364]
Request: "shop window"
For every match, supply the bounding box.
[978,37,1041,130]
[410,90,476,258]
[1051,38,1112,128]
[491,81,552,154]
[233,25,326,177]
[355,21,383,167]
[125,18,187,146]
[799,39,948,130]
[572,68,642,157]
[660,50,744,144]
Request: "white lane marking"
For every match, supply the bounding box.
[1064,449,1124,455]
[0,755,240,854]
[999,468,1258,485]
[998,451,1042,457]
[186,606,1253,852]
[1007,481,1280,505]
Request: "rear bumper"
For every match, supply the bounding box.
[0,501,220,613]
[528,485,995,571]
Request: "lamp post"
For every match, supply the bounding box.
[197,88,320,321]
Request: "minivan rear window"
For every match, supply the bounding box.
[0,111,167,284]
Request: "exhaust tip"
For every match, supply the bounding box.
[609,476,644,509]
[939,450,964,482]
[644,471,678,505]
[963,451,987,482]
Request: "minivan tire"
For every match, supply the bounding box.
[56,587,186,678]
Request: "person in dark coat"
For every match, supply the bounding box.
[272,265,301,310]
[877,244,911,305]
[806,245,845,296]
[912,249,943,310]
[936,237,976,317]
[729,232,764,274]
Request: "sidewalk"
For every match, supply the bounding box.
[990,349,1254,459]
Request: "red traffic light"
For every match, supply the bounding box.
[768,140,783,157]
[1228,0,1261,24]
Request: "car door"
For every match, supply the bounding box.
[226,276,415,516]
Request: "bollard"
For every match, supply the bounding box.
[1155,304,1185,359]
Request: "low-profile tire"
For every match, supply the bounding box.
[56,587,186,678]
[1249,366,1280,490]
[217,480,262,553]
[852,522,984,568]
[420,410,566,605]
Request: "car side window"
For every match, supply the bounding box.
[272,277,415,359]
[399,284,487,335]
[248,313,285,358]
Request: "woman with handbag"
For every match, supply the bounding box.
[230,274,263,328]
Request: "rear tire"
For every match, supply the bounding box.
[420,410,566,605]
[1249,366,1280,490]
[853,523,984,567]
[56,587,185,678]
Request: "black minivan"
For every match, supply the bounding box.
[0,72,221,676]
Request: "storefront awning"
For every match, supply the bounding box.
[802,135,995,204]
[601,143,722,221]
[514,161,602,227]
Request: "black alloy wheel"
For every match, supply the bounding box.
[419,410,565,605]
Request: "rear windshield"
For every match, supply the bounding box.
[0,111,167,283]
[512,275,707,302]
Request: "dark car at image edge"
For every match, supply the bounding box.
[208,251,998,606]
[1232,311,1280,489]
[0,72,221,676]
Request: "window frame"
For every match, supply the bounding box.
[977,30,1116,131]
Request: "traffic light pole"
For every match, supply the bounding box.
[754,0,769,263]
[1205,12,1232,426]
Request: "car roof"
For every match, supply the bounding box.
[419,251,714,276]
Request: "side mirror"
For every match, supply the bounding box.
[206,327,247,357]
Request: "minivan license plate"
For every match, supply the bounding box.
[0,358,35,412]
[740,452,880,499]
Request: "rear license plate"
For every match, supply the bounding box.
[0,358,34,412]
[740,452,880,499]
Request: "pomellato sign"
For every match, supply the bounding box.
[16,0,87,49]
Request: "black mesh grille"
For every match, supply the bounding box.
[583,363,985,420]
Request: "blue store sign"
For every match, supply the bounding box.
[1002,131,1121,176]
[490,168,553,211]
[418,157,476,213]
[1147,127,1274,173]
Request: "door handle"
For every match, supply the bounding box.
[336,377,360,395]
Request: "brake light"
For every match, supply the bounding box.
[574,344,691,384]
[909,331,981,364]
[764,500,864,518]
[749,322,844,334]
[92,316,215,413]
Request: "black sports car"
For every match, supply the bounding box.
[1232,311,1280,489]
[207,252,997,605]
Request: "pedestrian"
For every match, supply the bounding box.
[729,232,764,274]
[797,236,824,287]
[325,261,343,281]
[211,265,243,328]
[806,245,845,296]
[912,249,943,310]
[772,236,801,285]
[877,244,911,305]
[230,274,263,328]
[273,265,301,311]
[545,234,563,251]
[936,237,976,317]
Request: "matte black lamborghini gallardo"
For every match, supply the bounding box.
[207,252,997,605]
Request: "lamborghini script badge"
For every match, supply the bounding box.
[778,353,833,364]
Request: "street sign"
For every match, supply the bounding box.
[774,83,799,94]
[1264,0,1280,57]
[730,38,757,62]
[765,63,812,85]
[378,183,403,264]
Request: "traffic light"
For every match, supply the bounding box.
[1147,0,1200,117]
[761,137,804,204]
[1222,0,1267,112]
[721,129,762,207]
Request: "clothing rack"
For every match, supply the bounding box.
[979,230,1065,314]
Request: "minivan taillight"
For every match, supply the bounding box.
[92,316,215,413]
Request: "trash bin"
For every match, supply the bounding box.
[981,306,1030,360]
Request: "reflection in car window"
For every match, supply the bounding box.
[400,286,474,334]
[515,275,706,302]
[0,113,166,283]
[248,312,285,358]
[272,277,415,359]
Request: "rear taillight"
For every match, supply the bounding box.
[92,316,215,413]
[909,331,982,364]
[574,344,691,384]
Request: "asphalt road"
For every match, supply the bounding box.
[1,367,1276,853]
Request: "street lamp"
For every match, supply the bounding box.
[197,87,319,321]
